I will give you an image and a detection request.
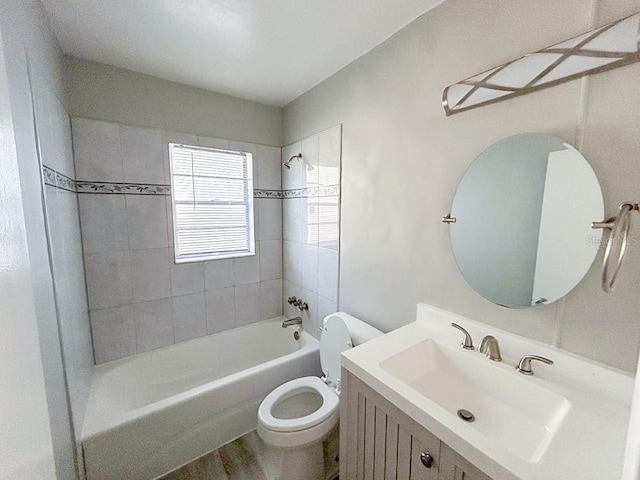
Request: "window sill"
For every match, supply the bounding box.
[173,251,255,264]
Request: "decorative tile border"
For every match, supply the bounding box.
[76,181,171,196]
[42,165,57,188]
[250,189,286,199]
[42,165,340,199]
[42,165,76,193]
[281,185,340,198]
[251,186,341,198]
[55,172,76,193]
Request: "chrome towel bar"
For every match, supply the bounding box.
[592,202,638,293]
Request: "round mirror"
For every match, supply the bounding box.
[450,134,604,308]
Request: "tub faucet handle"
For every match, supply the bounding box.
[288,296,308,311]
[295,300,308,311]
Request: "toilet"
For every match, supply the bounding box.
[258,312,382,480]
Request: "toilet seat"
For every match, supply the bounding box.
[258,315,353,440]
[257,313,380,479]
[258,376,339,432]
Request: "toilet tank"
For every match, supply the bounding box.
[323,312,383,346]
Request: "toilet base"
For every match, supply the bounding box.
[281,442,324,480]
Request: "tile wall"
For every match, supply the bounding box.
[73,118,284,363]
[32,67,94,477]
[282,126,342,338]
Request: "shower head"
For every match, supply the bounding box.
[283,153,302,170]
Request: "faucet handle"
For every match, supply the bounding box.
[451,323,474,350]
[516,355,554,375]
[294,299,309,311]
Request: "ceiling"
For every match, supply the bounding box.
[41,0,444,106]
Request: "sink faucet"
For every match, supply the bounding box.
[479,336,502,362]
[451,323,474,350]
[282,317,302,328]
[516,355,554,375]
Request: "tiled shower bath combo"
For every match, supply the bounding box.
[41,118,343,479]
[68,118,341,364]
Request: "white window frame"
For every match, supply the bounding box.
[168,143,255,264]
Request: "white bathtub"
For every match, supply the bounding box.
[82,318,320,480]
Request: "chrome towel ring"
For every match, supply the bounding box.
[592,202,638,293]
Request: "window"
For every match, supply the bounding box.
[169,143,255,263]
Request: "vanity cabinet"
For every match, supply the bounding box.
[439,444,491,480]
[340,369,492,480]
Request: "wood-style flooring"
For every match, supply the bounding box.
[160,429,339,480]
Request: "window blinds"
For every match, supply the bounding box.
[169,143,255,263]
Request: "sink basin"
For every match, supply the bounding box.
[380,339,570,462]
[342,304,633,480]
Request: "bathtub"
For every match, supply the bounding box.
[81,318,320,480]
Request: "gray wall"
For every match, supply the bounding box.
[0,16,58,480]
[64,56,282,147]
[0,0,83,478]
[282,0,640,372]
[72,118,284,363]
[63,56,291,363]
[32,63,94,478]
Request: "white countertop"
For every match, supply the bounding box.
[341,304,634,480]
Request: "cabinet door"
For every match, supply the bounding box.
[341,370,495,480]
[438,444,492,480]
[381,412,437,480]
[409,427,439,480]
[342,371,441,480]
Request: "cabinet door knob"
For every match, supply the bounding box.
[420,452,433,468]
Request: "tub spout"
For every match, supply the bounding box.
[282,317,302,328]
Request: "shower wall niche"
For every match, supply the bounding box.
[282,125,342,338]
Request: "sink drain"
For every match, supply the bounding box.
[457,409,475,422]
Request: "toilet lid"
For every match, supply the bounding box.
[320,316,352,388]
